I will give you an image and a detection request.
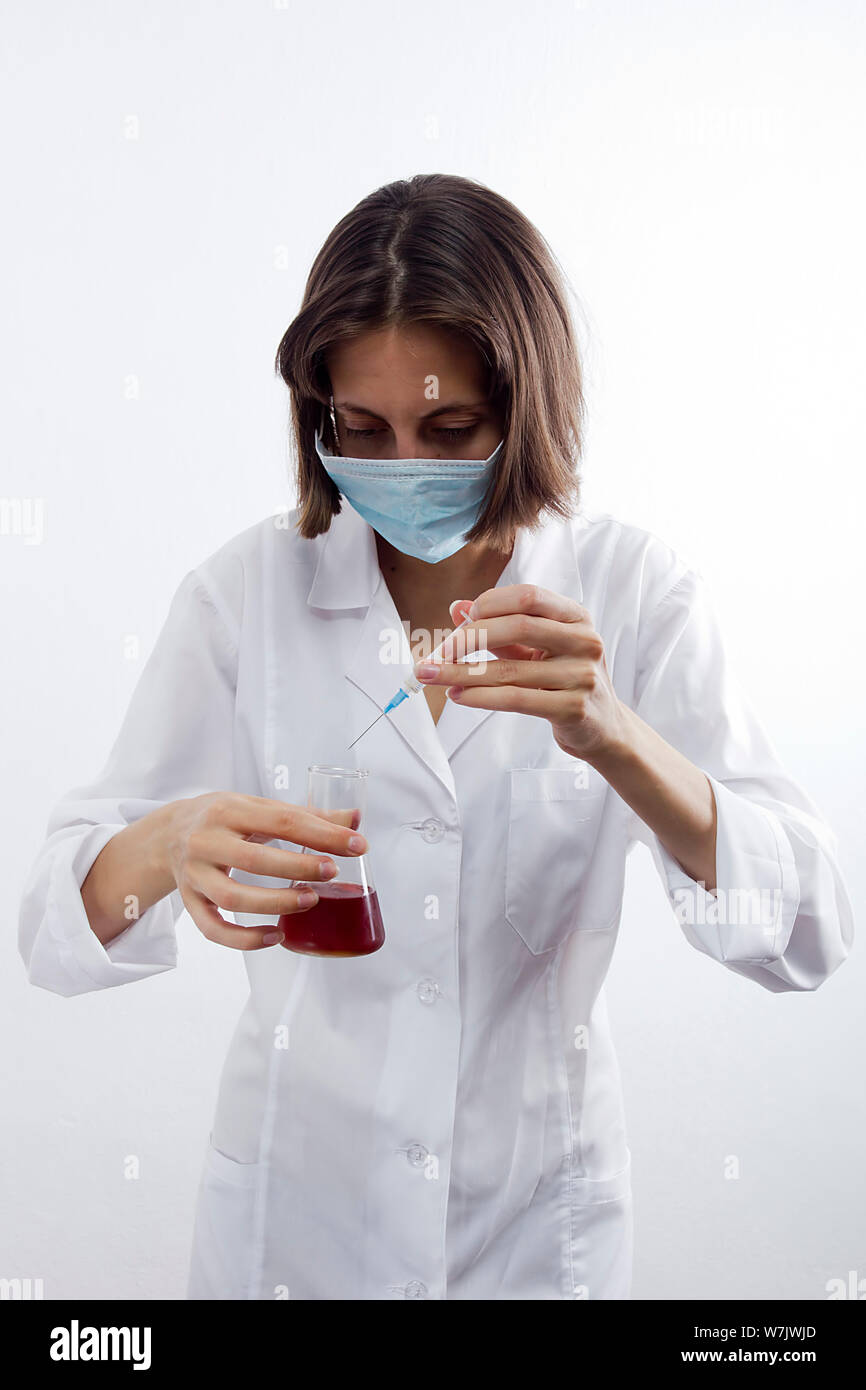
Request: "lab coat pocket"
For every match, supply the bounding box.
[569,1153,633,1301]
[570,1152,632,1205]
[504,766,607,955]
[186,1134,261,1301]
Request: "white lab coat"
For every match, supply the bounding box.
[19,502,853,1300]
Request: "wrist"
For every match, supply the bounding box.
[584,699,638,774]
[146,798,187,894]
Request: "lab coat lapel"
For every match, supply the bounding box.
[307,501,457,798]
[306,498,584,781]
[345,580,458,797]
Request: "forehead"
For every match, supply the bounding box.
[327,324,486,397]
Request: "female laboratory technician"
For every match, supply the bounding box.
[19,173,853,1301]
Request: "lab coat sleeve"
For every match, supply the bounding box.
[626,564,854,992]
[18,568,238,997]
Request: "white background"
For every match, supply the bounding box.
[2,0,863,1300]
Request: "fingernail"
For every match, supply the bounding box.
[468,601,479,619]
[447,686,464,700]
[297,889,318,906]
[319,859,338,879]
[348,834,366,852]
[263,930,284,945]
[415,664,437,681]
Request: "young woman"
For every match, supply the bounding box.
[19,173,853,1301]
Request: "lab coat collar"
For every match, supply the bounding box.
[306,499,382,610]
[306,496,584,613]
[306,499,584,794]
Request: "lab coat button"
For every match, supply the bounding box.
[416,978,440,1005]
[405,1280,428,1299]
[419,817,445,843]
[406,1143,428,1167]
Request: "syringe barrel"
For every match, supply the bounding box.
[395,614,473,708]
[426,614,472,663]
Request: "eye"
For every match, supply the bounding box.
[435,426,475,442]
[343,424,478,442]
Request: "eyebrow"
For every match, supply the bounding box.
[335,400,488,420]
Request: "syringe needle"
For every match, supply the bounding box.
[347,610,474,751]
[348,709,385,749]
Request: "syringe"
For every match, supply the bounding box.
[348,612,475,749]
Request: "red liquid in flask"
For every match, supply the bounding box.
[278,880,385,957]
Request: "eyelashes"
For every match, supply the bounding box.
[344,426,476,443]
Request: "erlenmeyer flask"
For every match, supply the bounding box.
[278,764,385,958]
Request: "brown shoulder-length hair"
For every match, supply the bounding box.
[274,173,586,550]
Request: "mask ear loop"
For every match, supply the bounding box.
[328,393,342,455]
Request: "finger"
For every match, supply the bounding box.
[444,684,576,717]
[243,806,361,845]
[215,795,368,853]
[467,584,592,625]
[415,638,546,675]
[204,829,342,883]
[316,806,363,831]
[425,615,602,662]
[417,657,587,691]
[446,601,545,662]
[181,885,301,951]
[483,641,542,659]
[443,641,546,664]
[194,865,324,918]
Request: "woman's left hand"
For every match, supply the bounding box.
[413,585,629,763]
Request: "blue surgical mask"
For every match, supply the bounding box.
[314,425,504,564]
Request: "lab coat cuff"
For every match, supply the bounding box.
[652,773,801,965]
[38,825,179,994]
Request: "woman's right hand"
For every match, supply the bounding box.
[164,792,368,950]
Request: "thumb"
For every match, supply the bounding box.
[449,598,474,623]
